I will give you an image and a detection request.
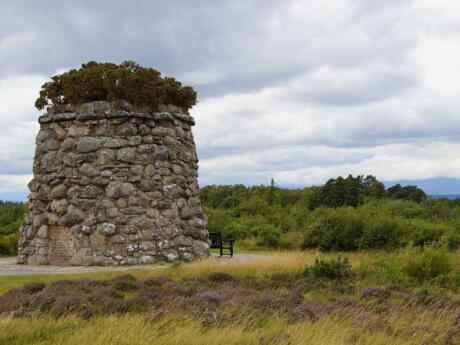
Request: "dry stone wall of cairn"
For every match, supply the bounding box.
[18,101,209,266]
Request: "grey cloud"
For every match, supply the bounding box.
[2,0,460,197]
[0,0,419,102]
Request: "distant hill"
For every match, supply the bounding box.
[431,194,460,200]
[384,177,460,196]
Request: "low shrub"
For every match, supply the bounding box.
[0,233,19,256]
[360,215,400,248]
[403,244,452,283]
[290,301,330,321]
[361,287,390,299]
[304,256,354,280]
[0,283,45,311]
[278,232,304,250]
[401,220,456,247]
[110,274,139,292]
[207,272,235,283]
[142,275,172,287]
[303,207,363,251]
[374,242,453,285]
[249,290,300,313]
[302,204,459,252]
[196,290,222,304]
[256,224,281,247]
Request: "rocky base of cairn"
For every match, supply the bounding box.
[18,101,209,266]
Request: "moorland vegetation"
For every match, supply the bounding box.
[2,249,460,345]
[1,175,460,256]
[202,175,460,251]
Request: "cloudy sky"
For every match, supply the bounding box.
[1,0,460,200]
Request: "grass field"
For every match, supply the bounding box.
[1,249,460,345]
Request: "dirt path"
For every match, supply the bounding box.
[0,253,266,277]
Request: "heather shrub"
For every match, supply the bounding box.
[361,287,390,299]
[176,278,203,297]
[20,282,46,294]
[0,278,130,318]
[269,272,301,288]
[110,274,139,292]
[127,285,171,312]
[142,275,172,287]
[207,272,235,283]
[250,290,298,313]
[55,290,128,319]
[304,256,354,281]
[48,295,85,318]
[196,290,222,304]
[35,61,197,111]
[0,283,45,311]
[290,302,330,322]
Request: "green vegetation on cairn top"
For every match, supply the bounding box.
[35,61,197,111]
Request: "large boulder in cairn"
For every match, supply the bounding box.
[18,101,209,266]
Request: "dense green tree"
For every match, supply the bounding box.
[310,175,366,209]
[361,175,386,199]
[387,184,427,203]
[198,179,459,251]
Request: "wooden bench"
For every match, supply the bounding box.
[209,232,234,257]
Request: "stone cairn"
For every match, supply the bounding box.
[18,101,209,266]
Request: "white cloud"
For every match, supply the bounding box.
[274,142,460,185]
[0,174,32,193]
[0,74,44,175]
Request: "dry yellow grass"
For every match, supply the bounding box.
[0,310,452,345]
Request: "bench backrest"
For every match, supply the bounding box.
[209,232,222,248]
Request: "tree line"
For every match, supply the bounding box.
[201,175,460,250]
[0,175,457,255]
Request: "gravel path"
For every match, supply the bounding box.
[0,254,265,277]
